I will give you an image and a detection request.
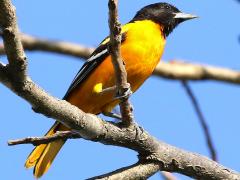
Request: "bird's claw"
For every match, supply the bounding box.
[114,83,132,100]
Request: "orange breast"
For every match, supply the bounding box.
[67,20,166,114]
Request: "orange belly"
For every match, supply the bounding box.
[67,20,166,114]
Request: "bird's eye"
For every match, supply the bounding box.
[165,5,170,9]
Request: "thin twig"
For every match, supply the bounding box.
[182,81,217,161]
[88,162,161,180]
[108,0,134,126]
[8,131,81,146]
[0,34,94,59]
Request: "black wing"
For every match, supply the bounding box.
[63,33,127,100]
[62,43,109,100]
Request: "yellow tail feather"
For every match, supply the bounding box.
[25,122,67,178]
[33,139,65,178]
[25,144,48,169]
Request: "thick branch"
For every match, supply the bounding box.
[1,76,239,179]
[0,0,27,81]
[8,131,80,146]
[108,0,134,126]
[88,162,161,180]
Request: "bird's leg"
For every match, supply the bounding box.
[93,82,132,99]
[100,85,117,95]
[94,82,131,120]
[102,111,122,120]
[93,83,117,95]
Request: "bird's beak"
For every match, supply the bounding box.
[174,12,198,20]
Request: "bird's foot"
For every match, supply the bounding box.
[114,83,132,100]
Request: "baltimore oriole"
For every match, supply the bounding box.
[24,3,197,178]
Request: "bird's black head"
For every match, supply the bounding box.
[131,3,197,37]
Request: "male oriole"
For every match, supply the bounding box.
[25,3,197,178]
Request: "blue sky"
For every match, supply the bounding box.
[1,0,240,179]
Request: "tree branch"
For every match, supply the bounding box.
[0,34,94,59]
[8,131,80,146]
[88,162,161,180]
[1,73,239,179]
[1,0,240,179]
[1,35,240,85]
[0,0,27,81]
[154,61,240,84]
[108,0,134,126]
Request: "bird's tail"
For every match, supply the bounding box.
[25,122,68,178]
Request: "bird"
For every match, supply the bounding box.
[25,2,197,178]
